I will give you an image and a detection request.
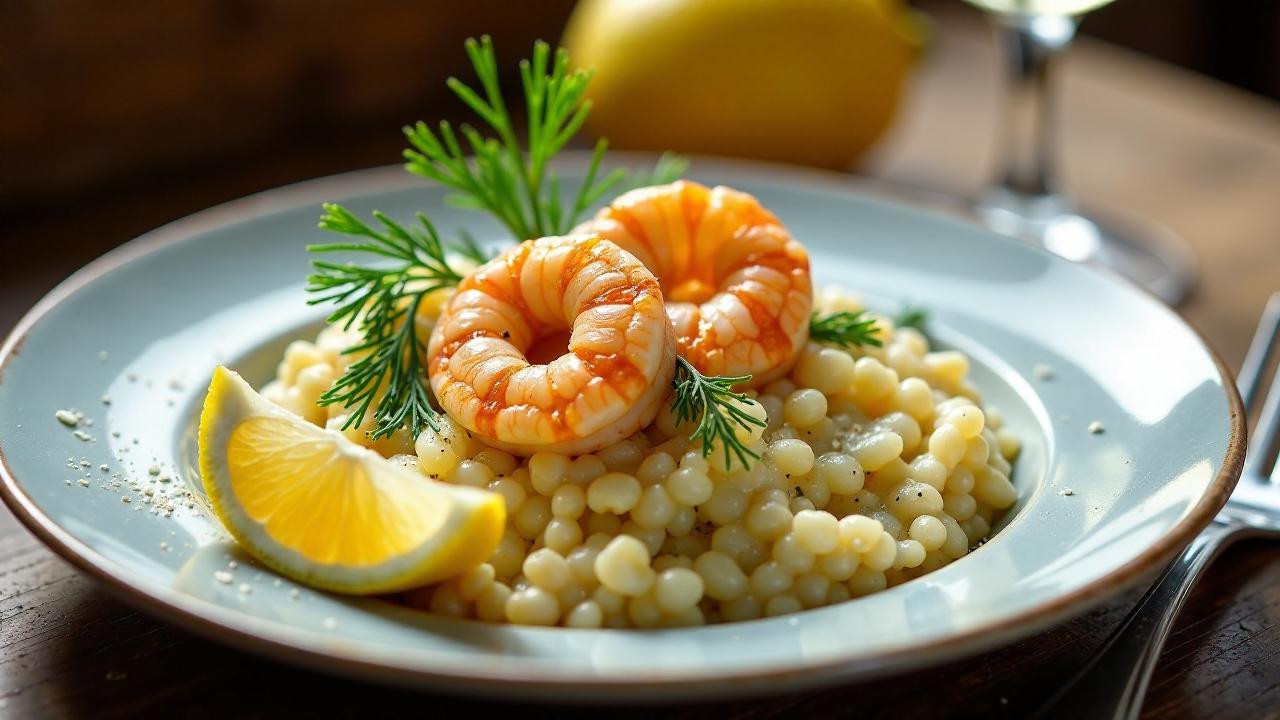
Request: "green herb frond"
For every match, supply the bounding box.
[402,35,629,241]
[671,357,766,471]
[309,38,692,441]
[623,152,691,190]
[895,303,929,332]
[809,310,884,350]
[306,203,465,439]
[450,229,497,265]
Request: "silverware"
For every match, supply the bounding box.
[1036,293,1280,720]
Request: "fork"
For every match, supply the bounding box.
[1036,293,1280,720]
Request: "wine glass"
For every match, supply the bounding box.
[963,0,1196,305]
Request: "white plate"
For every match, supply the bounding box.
[0,156,1243,701]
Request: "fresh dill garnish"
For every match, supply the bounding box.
[622,152,691,190]
[809,310,884,349]
[450,228,496,265]
[895,303,929,332]
[306,203,464,439]
[309,37,692,441]
[403,36,628,241]
[671,357,766,471]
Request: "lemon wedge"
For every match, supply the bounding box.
[198,366,505,594]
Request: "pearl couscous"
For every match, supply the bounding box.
[262,287,1020,628]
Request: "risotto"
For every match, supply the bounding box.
[260,287,1020,628]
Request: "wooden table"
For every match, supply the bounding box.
[4,6,1280,718]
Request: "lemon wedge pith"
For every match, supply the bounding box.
[198,366,505,594]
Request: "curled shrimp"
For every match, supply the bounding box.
[426,235,676,455]
[574,180,812,386]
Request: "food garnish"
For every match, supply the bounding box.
[894,303,929,334]
[307,37,763,460]
[809,310,884,349]
[307,205,462,439]
[199,366,505,594]
[671,356,767,471]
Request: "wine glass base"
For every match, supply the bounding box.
[973,189,1197,306]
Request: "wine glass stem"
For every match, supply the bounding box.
[991,14,1079,198]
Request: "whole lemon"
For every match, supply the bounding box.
[562,0,927,169]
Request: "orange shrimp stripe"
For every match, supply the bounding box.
[427,236,672,447]
[574,180,813,385]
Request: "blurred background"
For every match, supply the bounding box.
[3,0,1279,342]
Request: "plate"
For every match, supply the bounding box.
[0,155,1244,701]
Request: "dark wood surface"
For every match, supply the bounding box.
[5,6,1280,719]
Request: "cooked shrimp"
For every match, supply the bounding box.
[426,235,676,456]
[574,180,812,386]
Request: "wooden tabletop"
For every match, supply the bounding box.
[4,6,1280,718]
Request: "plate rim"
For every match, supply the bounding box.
[0,157,1247,699]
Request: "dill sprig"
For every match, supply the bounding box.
[809,310,884,349]
[450,229,496,265]
[403,36,628,241]
[623,152,691,190]
[308,37,691,441]
[671,357,766,471]
[306,203,464,439]
[895,303,929,332]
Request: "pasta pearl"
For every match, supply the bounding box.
[695,551,749,601]
[792,510,840,554]
[909,515,947,551]
[595,536,655,596]
[654,568,705,613]
[528,452,570,496]
[565,600,604,628]
[772,533,816,572]
[475,582,513,622]
[769,439,815,477]
[506,587,560,626]
[765,595,804,617]
[587,473,642,514]
[749,561,794,600]
[814,453,864,495]
[631,485,678,529]
[665,467,714,506]
[551,484,587,520]
[524,548,572,591]
[784,389,828,428]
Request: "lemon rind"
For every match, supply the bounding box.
[198,366,505,595]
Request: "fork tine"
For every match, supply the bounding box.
[1238,293,1280,414]
[1253,362,1280,482]
[1249,363,1280,481]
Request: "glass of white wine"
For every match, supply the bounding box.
[963,0,1195,304]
